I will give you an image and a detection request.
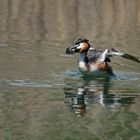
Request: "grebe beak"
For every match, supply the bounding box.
[66,45,80,54]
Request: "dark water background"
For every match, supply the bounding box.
[0,0,140,140]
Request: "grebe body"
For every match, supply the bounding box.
[66,38,140,76]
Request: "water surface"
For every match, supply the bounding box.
[0,0,140,140]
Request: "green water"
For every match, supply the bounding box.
[0,42,139,140]
[0,0,140,140]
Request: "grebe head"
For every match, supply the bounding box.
[66,38,90,54]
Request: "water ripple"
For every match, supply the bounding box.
[0,79,53,88]
[64,70,140,81]
[114,71,140,81]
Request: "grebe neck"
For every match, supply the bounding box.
[78,52,89,73]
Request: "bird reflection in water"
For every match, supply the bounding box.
[64,75,137,116]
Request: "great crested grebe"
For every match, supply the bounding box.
[66,38,140,76]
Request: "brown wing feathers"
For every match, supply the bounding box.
[121,53,140,63]
[87,47,140,63]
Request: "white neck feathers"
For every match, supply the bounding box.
[78,52,88,72]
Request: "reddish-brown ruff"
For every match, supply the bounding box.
[79,43,90,53]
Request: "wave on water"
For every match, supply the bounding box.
[113,71,140,81]
[0,79,53,88]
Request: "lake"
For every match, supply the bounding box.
[0,0,140,140]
